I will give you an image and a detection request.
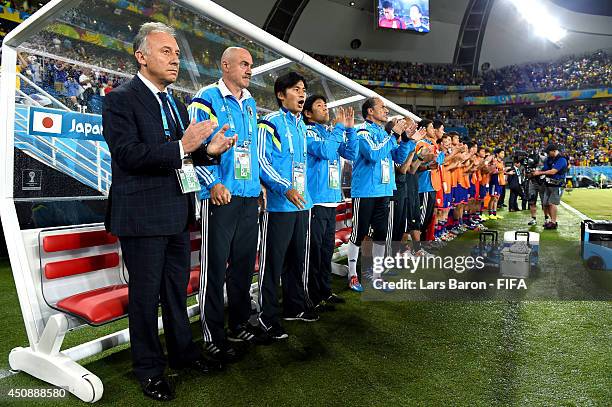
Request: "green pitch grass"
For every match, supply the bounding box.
[0,202,610,406]
[562,188,612,220]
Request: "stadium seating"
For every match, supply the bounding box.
[312,50,610,95]
[312,53,479,86]
[480,50,611,95]
[4,2,611,101]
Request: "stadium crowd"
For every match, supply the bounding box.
[3,1,611,97]
[480,50,611,95]
[436,103,611,167]
[17,31,201,111]
[4,0,612,95]
[1,0,44,14]
[312,50,611,94]
[312,53,479,86]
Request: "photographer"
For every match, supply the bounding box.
[532,144,568,230]
[505,158,526,212]
[519,151,544,226]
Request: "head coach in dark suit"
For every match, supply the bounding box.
[102,22,235,401]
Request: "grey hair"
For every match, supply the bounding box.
[133,22,176,56]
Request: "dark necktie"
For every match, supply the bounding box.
[158,92,179,140]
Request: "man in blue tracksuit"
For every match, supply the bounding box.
[257,72,317,340]
[189,48,264,360]
[347,97,413,291]
[303,95,358,310]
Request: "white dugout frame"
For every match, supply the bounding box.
[0,0,420,402]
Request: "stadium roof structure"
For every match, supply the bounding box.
[0,0,420,402]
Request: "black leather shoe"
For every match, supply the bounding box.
[326,293,346,304]
[170,355,224,373]
[141,375,174,402]
[192,356,224,373]
[314,301,336,312]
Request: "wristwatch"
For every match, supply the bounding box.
[203,141,215,160]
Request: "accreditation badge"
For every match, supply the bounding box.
[176,158,201,194]
[293,162,306,196]
[234,146,251,180]
[328,160,340,190]
[381,158,391,184]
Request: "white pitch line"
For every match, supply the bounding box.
[560,200,588,220]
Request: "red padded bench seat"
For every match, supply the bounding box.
[336,201,352,213]
[43,230,118,253]
[41,229,126,326]
[335,237,343,248]
[334,227,352,247]
[44,226,258,325]
[55,284,128,326]
[335,212,352,223]
[187,267,200,295]
[44,253,119,280]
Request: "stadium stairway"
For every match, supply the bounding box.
[569,166,612,182]
[13,103,111,194]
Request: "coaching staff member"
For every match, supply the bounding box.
[189,47,266,358]
[103,22,235,401]
[257,72,317,340]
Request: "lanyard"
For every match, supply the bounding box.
[282,112,306,161]
[220,90,253,145]
[159,93,185,139]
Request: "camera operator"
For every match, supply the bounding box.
[532,144,568,230]
[520,151,543,225]
[505,157,526,212]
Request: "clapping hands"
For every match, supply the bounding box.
[334,107,355,128]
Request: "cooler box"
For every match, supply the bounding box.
[471,231,502,268]
[503,231,539,267]
[580,220,612,270]
[500,243,531,278]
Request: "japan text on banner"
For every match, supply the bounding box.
[28,106,104,141]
